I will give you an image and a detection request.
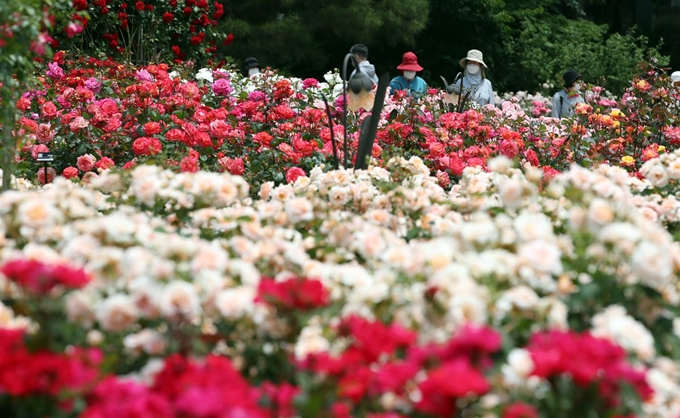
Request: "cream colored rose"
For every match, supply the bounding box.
[123,329,167,355]
[159,280,202,321]
[285,197,314,223]
[646,165,670,188]
[214,287,256,319]
[96,294,138,332]
[17,198,60,229]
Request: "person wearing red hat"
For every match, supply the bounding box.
[389,51,427,98]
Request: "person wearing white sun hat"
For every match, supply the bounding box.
[671,71,680,84]
[446,49,495,107]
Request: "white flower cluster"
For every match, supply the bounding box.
[0,157,679,413]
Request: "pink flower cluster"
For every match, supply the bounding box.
[81,354,296,418]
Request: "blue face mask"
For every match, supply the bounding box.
[466,64,481,75]
[403,71,416,80]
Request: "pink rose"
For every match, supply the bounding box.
[36,167,56,185]
[211,78,233,96]
[77,154,97,172]
[31,144,50,160]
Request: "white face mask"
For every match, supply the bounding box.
[403,71,416,80]
[466,63,481,75]
[572,82,581,92]
[248,68,260,76]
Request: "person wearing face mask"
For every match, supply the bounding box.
[389,52,427,98]
[242,57,261,77]
[552,69,584,119]
[446,49,495,107]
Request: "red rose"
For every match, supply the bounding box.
[162,12,173,23]
[502,403,539,418]
[253,132,273,147]
[499,139,519,159]
[448,155,465,176]
[135,1,144,10]
[95,156,115,170]
[255,277,329,310]
[179,156,199,172]
[1,259,90,294]
[218,156,244,175]
[62,166,79,179]
[285,166,306,184]
[131,137,162,156]
[73,0,88,11]
[142,121,162,136]
[209,120,230,138]
[223,33,234,46]
[41,101,58,119]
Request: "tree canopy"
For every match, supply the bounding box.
[219,0,670,95]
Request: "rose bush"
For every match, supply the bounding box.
[3,53,680,416]
[11,55,680,196]
[0,153,680,416]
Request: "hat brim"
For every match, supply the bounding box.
[397,63,423,72]
[460,58,488,69]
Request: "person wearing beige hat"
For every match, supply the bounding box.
[389,51,428,98]
[446,49,495,107]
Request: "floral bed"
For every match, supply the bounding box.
[13,56,680,192]
[1,56,680,417]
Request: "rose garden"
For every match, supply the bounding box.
[2,1,680,418]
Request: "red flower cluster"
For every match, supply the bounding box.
[1,258,91,294]
[255,277,330,310]
[82,354,294,418]
[528,330,653,406]
[0,328,101,398]
[300,320,500,418]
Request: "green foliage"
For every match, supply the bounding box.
[53,0,232,67]
[416,0,668,96]
[0,0,60,191]
[218,0,429,76]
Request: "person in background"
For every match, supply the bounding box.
[389,51,427,98]
[672,71,680,85]
[242,57,260,77]
[552,69,585,119]
[349,44,379,86]
[447,49,495,107]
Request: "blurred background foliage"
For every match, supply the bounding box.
[38,0,680,95]
[216,0,676,96]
